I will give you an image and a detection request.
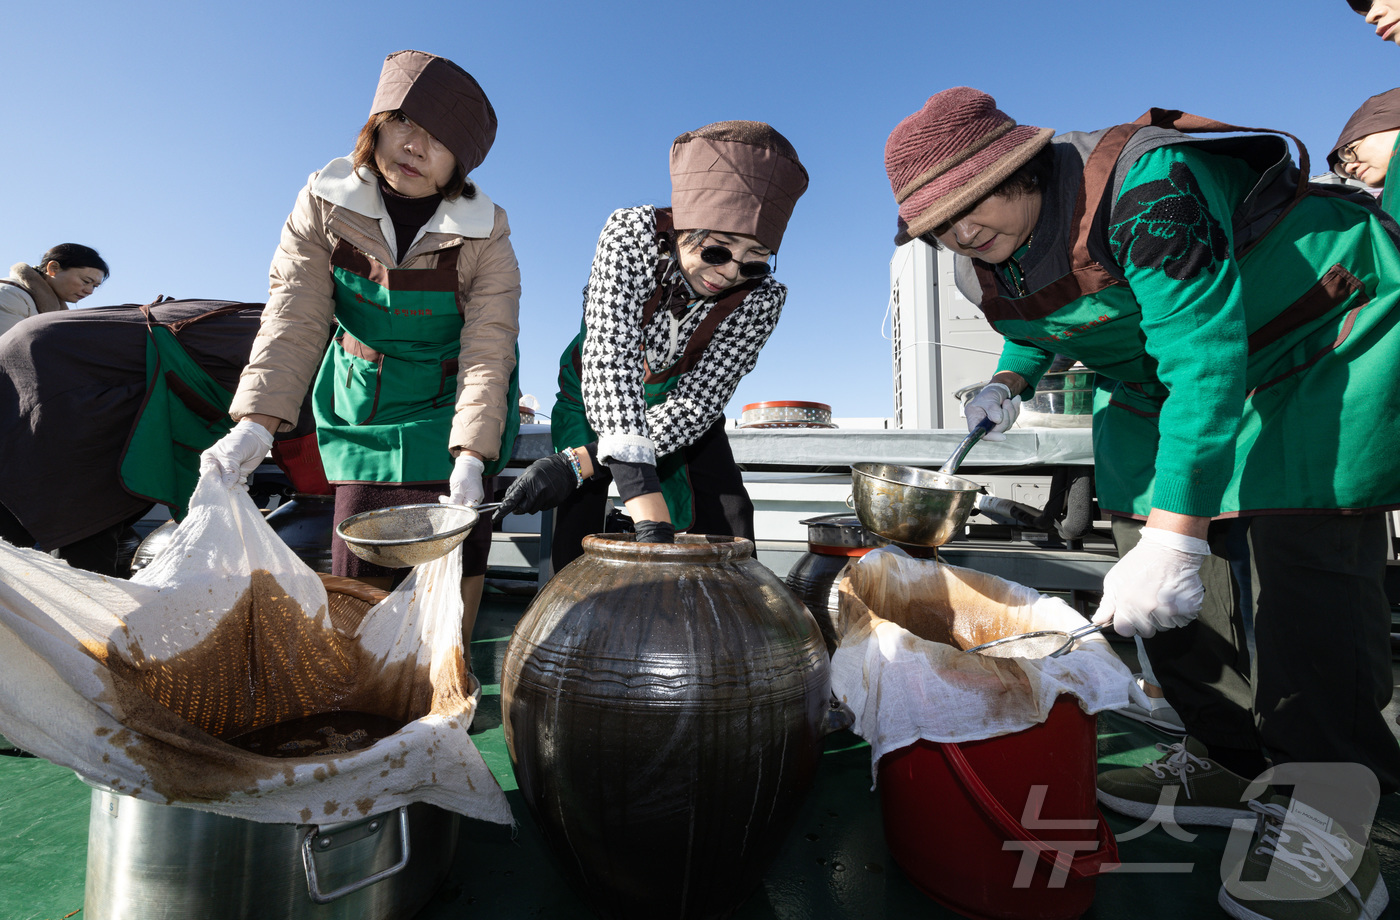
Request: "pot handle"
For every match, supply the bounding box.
[938,742,1119,880]
[302,806,411,904]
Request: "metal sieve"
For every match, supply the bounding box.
[335,502,501,569]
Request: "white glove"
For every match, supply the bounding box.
[965,382,1021,441]
[1093,527,1211,638]
[199,419,274,490]
[441,454,486,507]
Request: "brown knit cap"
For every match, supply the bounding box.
[1329,88,1400,171]
[370,50,497,176]
[669,121,809,252]
[885,87,1053,245]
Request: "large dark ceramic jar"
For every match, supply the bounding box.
[502,534,831,920]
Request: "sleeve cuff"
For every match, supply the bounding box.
[597,433,656,466]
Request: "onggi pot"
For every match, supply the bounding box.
[501,534,835,920]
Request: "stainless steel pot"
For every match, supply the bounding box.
[83,787,460,920]
[785,515,887,654]
[798,512,889,550]
[850,462,983,547]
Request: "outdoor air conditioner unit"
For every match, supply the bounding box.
[889,240,1003,430]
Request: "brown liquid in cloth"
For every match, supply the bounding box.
[225,711,404,758]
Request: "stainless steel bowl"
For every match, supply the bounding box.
[954,367,1096,419]
[798,513,888,550]
[335,502,498,569]
[849,463,983,547]
[1024,368,1096,416]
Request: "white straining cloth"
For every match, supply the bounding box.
[829,546,1146,783]
[0,473,511,825]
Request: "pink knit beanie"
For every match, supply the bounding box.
[885,88,1053,244]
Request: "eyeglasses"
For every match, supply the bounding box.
[1338,140,1361,164]
[699,244,774,278]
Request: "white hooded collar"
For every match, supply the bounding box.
[309,157,496,239]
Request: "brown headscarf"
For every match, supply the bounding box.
[669,121,808,252]
[370,50,497,176]
[1328,88,1400,172]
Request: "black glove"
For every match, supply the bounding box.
[496,452,578,517]
[633,519,676,544]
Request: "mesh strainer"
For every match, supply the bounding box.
[336,502,501,568]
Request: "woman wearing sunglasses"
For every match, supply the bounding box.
[1330,87,1400,214]
[498,120,808,571]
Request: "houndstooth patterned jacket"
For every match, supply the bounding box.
[580,206,786,466]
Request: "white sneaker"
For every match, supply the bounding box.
[1118,675,1187,734]
[1218,795,1389,920]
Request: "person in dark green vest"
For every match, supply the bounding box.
[885,87,1400,920]
[495,122,808,574]
[203,51,520,654]
[1330,88,1400,215]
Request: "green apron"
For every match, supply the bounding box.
[971,115,1400,518]
[1382,134,1400,218]
[550,209,754,531]
[312,239,519,484]
[119,304,242,519]
[553,326,694,530]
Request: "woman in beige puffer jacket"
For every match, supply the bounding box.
[206,50,520,653]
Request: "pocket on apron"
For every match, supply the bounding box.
[331,337,384,426]
[330,332,459,426]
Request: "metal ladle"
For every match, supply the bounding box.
[965,619,1109,659]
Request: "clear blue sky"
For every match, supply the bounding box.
[3,0,1394,420]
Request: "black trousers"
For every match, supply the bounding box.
[551,417,754,573]
[1115,513,1400,793]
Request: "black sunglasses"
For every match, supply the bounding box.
[699,244,774,278]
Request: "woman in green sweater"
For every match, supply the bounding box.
[885,87,1400,920]
[1331,87,1400,213]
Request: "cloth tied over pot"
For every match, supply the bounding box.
[829,547,1144,782]
[0,473,511,825]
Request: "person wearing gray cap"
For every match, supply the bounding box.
[203,50,521,652]
[496,121,808,573]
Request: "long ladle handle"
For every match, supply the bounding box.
[939,417,996,475]
[1049,619,1110,658]
[442,501,504,514]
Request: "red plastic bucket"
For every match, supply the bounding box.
[878,695,1117,920]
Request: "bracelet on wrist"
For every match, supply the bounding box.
[562,447,584,486]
